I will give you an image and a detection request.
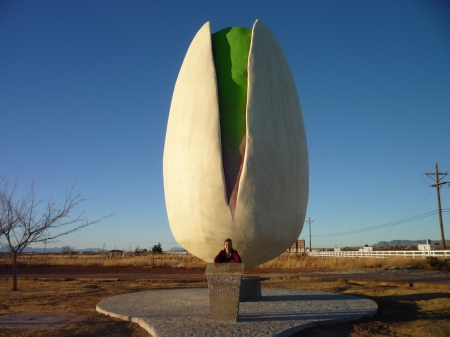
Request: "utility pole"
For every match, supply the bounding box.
[305,217,314,251]
[425,162,449,250]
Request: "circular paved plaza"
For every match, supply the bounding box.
[97,288,378,336]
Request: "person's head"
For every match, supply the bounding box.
[223,238,233,253]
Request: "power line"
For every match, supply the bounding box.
[314,209,449,238]
[401,192,432,220]
[315,175,424,220]
[378,191,432,242]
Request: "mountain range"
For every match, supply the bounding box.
[373,239,449,248]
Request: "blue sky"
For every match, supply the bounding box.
[1,0,449,252]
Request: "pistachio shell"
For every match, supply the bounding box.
[163,20,308,267]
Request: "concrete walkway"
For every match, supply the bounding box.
[97,288,378,336]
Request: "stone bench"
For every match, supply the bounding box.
[240,276,262,302]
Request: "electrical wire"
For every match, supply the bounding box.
[378,191,432,241]
[314,208,449,238]
[315,175,425,220]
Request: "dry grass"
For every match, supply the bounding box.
[1,276,449,336]
[1,252,435,271]
[0,278,206,337]
[263,277,450,337]
[257,253,431,270]
[1,253,207,269]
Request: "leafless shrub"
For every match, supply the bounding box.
[0,177,112,290]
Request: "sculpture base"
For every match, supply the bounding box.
[205,263,244,322]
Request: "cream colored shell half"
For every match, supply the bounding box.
[163,20,308,268]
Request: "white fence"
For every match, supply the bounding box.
[308,250,450,259]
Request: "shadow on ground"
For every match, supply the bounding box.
[297,292,450,337]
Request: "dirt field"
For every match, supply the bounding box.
[0,265,449,336]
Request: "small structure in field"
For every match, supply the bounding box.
[109,250,124,258]
[359,245,373,252]
[288,240,306,253]
[418,239,434,251]
[135,249,148,256]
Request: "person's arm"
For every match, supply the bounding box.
[230,250,241,263]
[214,250,226,263]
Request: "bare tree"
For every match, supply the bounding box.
[0,177,112,290]
[62,245,76,255]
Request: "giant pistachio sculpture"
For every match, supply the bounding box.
[163,20,308,267]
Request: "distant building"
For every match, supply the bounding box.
[288,240,306,253]
[418,239,434,251]
[359,246,373,252]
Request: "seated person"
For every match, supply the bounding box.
[214,238,241,263]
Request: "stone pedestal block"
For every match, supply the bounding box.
[205,263,244,322]
[240,276,262,302]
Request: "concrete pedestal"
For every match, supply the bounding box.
[205,263,244,322]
